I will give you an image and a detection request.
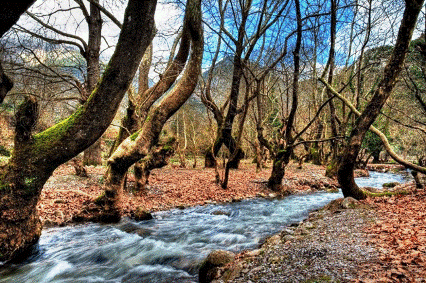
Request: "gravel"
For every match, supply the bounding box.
[214,201,379,283]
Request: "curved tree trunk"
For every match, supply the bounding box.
[108,17,190,185]
[98,0,203,220]
[0,0,157,262]
[335,0,424,199]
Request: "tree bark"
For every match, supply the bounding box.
[336,0,424,199]
[0,0,157,262]
[0,62,13,104]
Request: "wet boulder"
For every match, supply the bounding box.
[199,250,235,283]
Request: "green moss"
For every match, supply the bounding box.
[0,180,10,191]
[382,182,400,188]
[33,105,85,154]
[0,156,10,166]
[365,190,408,197]
[94,192,106,205]
[24,177,37,186]
[130,130,141,141]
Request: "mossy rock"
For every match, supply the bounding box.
[132,207,153,221]
[382,182,400,188]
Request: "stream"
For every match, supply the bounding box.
[0,171,410,283]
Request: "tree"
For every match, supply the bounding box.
[91,0,203,221]
[0,0,157,262]
[105,1,197,192]
[201,0,289,169]
[256,0,303,191]
[336,0,424,199]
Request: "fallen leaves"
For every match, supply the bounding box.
[357,184,426,282]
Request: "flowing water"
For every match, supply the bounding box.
[0,171,408,283]
[355,170,410,188]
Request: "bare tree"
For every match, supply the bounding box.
[201,0,290,169]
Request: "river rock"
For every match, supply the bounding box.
[280,228,295,236]
[341,197,360,209]
[132,207,153,221]
[212,210,231,216]
[199,250,235,283]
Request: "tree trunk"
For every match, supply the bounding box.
[0,0,157,262]
[204,126,243,169]
[98,0,203,220]
[266,0,301,191]
[337,0,424,199]
[83,0,103,165]
[268,148,291,191]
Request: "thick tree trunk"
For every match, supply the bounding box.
[0,0,157,262]
[0,1,36,37]
[268,148,292,191]
[0,62,13,104]
[337,0,424,199]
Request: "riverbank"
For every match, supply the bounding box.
[210,181,426,282]
[37,161,338,227]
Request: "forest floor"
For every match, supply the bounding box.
[36,161,426,282]
[37,160,338,226]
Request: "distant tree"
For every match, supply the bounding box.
[201,0,289,170]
